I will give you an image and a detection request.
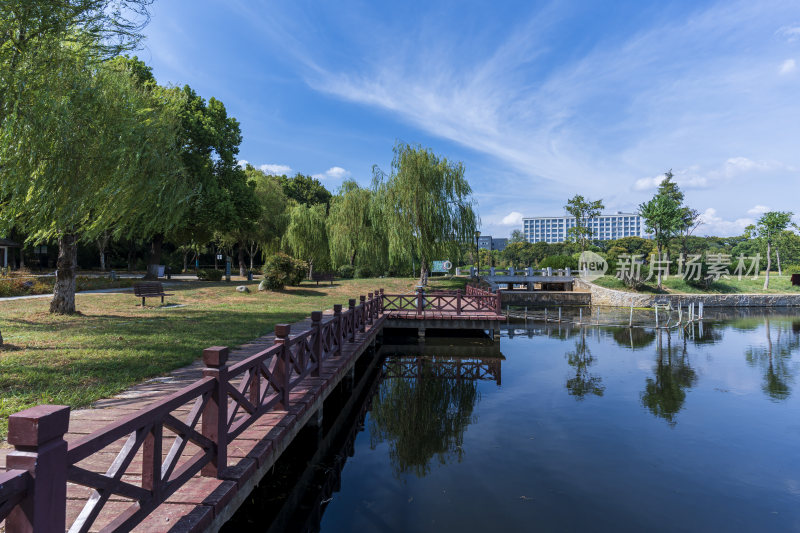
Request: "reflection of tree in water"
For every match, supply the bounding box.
[368,363,479,478]
[565,329,605,399]
[745,317,800,401]
[607,327,656,350]
[641,330,697,426]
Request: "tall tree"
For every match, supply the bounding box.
[0,47,188,313]
[219,165,289,273]
[752,211,793,289]
[373,143,477,285]
[509,229,526,244]
[565,195,604,251]
[639,174,684,289]
[327,180,385,269]
[284,203,329,279]
[147,86,257,278]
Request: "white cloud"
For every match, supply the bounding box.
[779,58,797,74]
[237,159,249,168]
[747,204,770,215]
[777,25,800,42]
[501,211,524,225]
[260,164,292,175]
[312,166,351,180]
[697,208,753,237]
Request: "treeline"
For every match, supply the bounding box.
[0,2,477,314]
[491,172,798,289]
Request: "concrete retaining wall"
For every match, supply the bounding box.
[574,279,800,307]
[501,291,590,307]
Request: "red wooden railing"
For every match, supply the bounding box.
[1,291,384,533]
[382,287,501,316]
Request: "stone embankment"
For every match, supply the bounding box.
[574,279,800,307]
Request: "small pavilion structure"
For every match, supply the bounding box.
[0,238,20,268]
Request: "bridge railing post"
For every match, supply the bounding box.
[333,304,343,357]
[456,290,462,315]
[311,311,322,376]
[6,404,70,533]
[359,296,366,332]
[201,346,229,477]
[367,293,374,325]
[348,299,356,341]
[416,287,423,316]
[495,289,502,315]
[273,324,291,409]
[379,288,384,313]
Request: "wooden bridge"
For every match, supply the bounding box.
[0,287,503,533]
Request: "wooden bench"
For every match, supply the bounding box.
[133,281,173,306]
[310,271,335,286]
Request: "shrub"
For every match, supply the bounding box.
[262,253,307,290]
[338,265,355,279]
[354,265,372,278]
[539,255,578,270]
[197,269,224,281]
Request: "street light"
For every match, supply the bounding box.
[474,230,481,275]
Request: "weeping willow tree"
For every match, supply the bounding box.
[373,143,477,284]
[283,203,329,279]
[0,45,189,313]
[327,180,386,271]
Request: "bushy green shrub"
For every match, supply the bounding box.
[539,255,578,270]
[338,265,355,279]
[197,269,224,281]
[262,253,307,290]
[354,265,372,278]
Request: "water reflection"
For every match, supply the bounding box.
[745,317,800,401]
[565,329,605,399]
[640,329,697,426]
[368,357,481,478]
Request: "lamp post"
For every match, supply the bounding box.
[474,230,481,275]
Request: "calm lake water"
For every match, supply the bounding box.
[224,311,800,532]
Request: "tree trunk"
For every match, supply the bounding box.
[127,239,136,271]
[97,232,110,272]
[307,259,314,280]
[183,250,189,273]
[349,250,356,267]
[419,256,428,286]
[145,234,164,280]
[776,247,782,277]
[238,244,246,277]
[50,233,78,314]
[764,240,772,290]
[18,245,24,269]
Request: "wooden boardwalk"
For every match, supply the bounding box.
[0,288,502,533]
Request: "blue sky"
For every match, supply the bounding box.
[139,0,800,237]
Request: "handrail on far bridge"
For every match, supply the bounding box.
[381,286,502,316]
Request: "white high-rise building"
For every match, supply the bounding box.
[522,212,646,244]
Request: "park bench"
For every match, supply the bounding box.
[311,271,335,286]
[133,281,173,306]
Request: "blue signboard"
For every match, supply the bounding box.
[432,260,452,273]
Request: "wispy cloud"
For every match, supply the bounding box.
[260,164,292,175]
[227,0,800,236]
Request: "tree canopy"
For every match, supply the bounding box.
[372,143,477,284]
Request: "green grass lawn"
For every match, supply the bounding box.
[0,276,465,441]
[592,274,800,294]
